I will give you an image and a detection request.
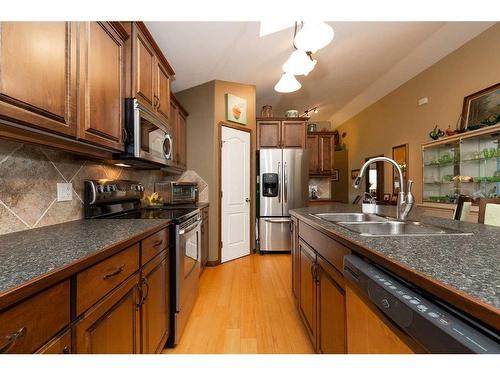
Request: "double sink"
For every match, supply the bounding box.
[311,212,472,237]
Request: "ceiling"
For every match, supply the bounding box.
[146,22,494,127]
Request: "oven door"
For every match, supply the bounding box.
[133,101,173,165]
[174,217,201,343]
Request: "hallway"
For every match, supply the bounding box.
[164,253,314,354]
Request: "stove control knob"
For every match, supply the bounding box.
[110,185,117,192]
[104,185,112,193]
[96,185,104,194]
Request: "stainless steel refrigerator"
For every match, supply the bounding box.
[258,149,308,252]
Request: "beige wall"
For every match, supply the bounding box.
[176,80,256,263]
[335,23,500,203]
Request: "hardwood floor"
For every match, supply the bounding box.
[163,253,314,354]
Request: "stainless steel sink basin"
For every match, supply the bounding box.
[336,220,472,237]
[311,212,387,223]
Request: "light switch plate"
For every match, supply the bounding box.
[57,183,73,202]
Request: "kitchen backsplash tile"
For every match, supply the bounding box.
[309,178,331,199]
[0,139,209,235]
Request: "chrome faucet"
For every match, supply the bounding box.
[353,156,415,220]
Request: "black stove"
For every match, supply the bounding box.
[83,179,199,224]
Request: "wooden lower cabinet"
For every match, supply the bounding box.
[141,251,170,354]
[201,212,210,269]
[36,329,71,354]
[298,239,317,344]
[75,275,141,354]
[346,285,416,354]
[291,217,299,301]
[317,257,346,354]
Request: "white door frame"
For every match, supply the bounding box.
[219,123,251,263]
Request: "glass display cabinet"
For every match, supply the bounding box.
[422,125,500,204]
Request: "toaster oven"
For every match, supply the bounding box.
[155,181,198,204]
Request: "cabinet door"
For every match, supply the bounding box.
[36,329,71,354]
[141,252,169,354]
[298,239,317,346]
[307,135,319,174]
[170,100,178,164]
[177,111,187,168]
[258,121,281,148]
[134,27,155,109]
[318,135,334,174]
[0,22,77,137]
[155,61,171,124]
[79,22,125,151]
[317,258,346,354]
[75,275,140,354]
[291,217,299,301]
[282,121,306,148]
[201,218,209,268]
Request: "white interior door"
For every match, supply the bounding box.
[221,126,250,263]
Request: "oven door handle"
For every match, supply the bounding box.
[179,219,202,235]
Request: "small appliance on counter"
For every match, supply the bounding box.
[154,181,199,205]
[83,179,201,347]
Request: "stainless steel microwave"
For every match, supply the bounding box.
[115,98,173,167]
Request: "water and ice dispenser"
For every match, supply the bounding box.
[262,173,278,197]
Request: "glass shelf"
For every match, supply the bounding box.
[422,127,500,204]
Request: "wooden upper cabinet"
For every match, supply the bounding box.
[156,61,171,124]
[282,121,306,148]
[0,22,78,137]
[79,22,127,151]
[134,29,155,108]
[307,135,319,173]
[257,120,281,148]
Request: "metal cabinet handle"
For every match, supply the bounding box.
[103,264,125,280]
[62,346,70,354]
[122,128,128,143]
[153,95,159,108]
[141,278,149,305]
[153,239,163,247]
[0,327,27,353]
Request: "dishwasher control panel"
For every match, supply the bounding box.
[343,254,500,354]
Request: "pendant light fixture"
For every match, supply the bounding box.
[274,72,302,93]
[282,50,317,76]
[294,21,334,53]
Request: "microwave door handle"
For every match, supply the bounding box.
[277,161,281,203]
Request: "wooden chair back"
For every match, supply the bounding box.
[453,195,474,221]
[478,197,500,226]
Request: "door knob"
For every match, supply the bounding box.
[245,198,251,203]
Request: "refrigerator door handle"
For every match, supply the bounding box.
[277,161,281,203]
[264,218,292,223]
[284,161,288,203]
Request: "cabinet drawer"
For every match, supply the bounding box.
[0,281,70,353]
[36,329,71,354]
[299,222,351,273]
[141,228,168,265]
[77,244,139,315]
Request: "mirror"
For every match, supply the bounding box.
[392,144,409,194]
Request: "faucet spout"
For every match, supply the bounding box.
[352,156,414,220]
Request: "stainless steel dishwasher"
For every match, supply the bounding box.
[343,254,500,354]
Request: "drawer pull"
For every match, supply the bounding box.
[140,278,150,305]
[103,264,125,280]
[62,346,70,354]
[153,240,163,247]
[0,327,27,354]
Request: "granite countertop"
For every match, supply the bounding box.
[0,219,170,300]
[290,203,500,315]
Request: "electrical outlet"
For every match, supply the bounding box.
[57,183,73,202]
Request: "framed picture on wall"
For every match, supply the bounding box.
[332,169,339,182]
[383,193,391,202]
[461,82,500,130]
[226,93,247,125]
[392,144,408,194]
[351,169,360,180]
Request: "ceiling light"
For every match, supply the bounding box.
[294,22,334,53]
[282,50,317,76]
[274,73,301,93]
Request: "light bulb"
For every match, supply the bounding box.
[274,73,301,93]
[294,22,334,53]
[282,50,317,76]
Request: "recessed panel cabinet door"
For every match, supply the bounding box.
[177,111,187,168]
[134,29,155,109]
[141,254,169,354]
[0,22,77,136]
[79,22,125,151]
[156,62,171,124]
[282,121,306,148]
[258,121,281,148]
[307,135,318,173]
[318,135,334,174]
[75,276,140,354]
[299,240,317,345]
